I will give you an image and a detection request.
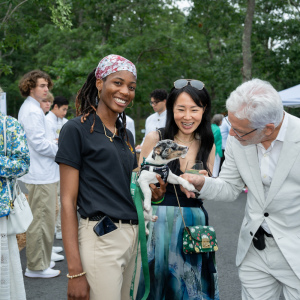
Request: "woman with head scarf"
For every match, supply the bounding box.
[55,55,140,300]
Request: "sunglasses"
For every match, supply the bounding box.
[174,79,205,90]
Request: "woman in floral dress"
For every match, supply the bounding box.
[0,113,30,300]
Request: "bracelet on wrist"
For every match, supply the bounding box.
[151,197,165,205]
[66,271,86,279]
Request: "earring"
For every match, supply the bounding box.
[98,90,101,100]
[127,100,134,109]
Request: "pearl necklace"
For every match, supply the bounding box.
[174,135,195,145]
[102,123,117,142]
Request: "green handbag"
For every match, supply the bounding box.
[183,225,218,254]
[173,185,218,254]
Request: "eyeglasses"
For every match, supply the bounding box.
[224,115,258,139]
[150,100,163,106]
[174,79,205,90]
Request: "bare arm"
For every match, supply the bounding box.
[207,144,216,174]
[138,131,159,166]
[60,164,89,300]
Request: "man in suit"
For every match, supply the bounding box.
[181,78,300,299]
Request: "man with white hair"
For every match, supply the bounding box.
[181,78,300,299]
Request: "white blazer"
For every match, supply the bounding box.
[201,113,300,279]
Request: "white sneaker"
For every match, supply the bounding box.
[56,231,62,240]
[52,246,63,253]
[50,261,55,269]
[25,267,60,278]
[51,252,64,262]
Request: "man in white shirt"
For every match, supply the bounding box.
[181,79,300,299]
[135,89,167,149]
[45,96,69,240]
[18,70,61,278]
[45,96,69,140]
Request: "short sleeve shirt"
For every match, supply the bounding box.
[55,113,138,220]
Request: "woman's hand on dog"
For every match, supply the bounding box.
[150,174,167,203]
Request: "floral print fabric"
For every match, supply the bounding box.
[0,114,30,217]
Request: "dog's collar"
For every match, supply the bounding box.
[141,157,165,167]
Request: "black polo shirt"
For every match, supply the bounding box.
[55,113,138,221]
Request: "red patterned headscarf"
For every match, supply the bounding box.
[95,54,137,80]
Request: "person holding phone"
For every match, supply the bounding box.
[55,54,141,300]
[137,79,219,300]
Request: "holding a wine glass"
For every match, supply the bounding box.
[137,79,218,300]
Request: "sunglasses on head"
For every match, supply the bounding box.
[174,79,205,90]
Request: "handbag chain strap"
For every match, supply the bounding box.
[173,184,189,232]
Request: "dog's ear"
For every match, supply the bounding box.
[154,147,162,155]
[152,146,161,159]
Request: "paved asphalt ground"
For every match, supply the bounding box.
[19,192,284,300]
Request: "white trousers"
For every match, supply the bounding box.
[239,236,300,300]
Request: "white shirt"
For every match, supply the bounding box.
[45,111,68,140]
[220,116,231,150]
[126,116,136,144]
[45,111,69,181]
[257,113,288,234]
[141,110,167,145]
[18,96,59,184]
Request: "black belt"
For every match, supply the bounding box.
[81,214,138,225]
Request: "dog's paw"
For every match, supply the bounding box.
[151,215,158,222]
[179,178,196,191]
[185,182,196,191]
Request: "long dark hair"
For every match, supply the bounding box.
[75,68,129,140]
[164,85,214,175]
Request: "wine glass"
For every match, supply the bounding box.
[185,160,204,175]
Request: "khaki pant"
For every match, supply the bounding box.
[25,182,58,270]
[55,182,61,233]
[239,236,300,300]
[78,218,141,300]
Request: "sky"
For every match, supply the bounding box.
[175,0,192,14]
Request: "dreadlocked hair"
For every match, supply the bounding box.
[119,112,134,153]
[75,68,100,133]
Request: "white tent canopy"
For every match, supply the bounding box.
[279,84,300,108]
